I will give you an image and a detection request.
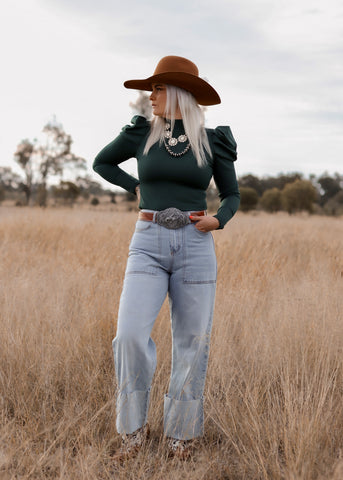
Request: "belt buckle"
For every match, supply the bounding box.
[155,208,191,229]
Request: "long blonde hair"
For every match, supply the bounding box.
[143,85,212,167]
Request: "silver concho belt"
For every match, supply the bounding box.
[155,208,191,229]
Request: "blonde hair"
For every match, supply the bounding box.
[143,85,212,167]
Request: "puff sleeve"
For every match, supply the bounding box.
[209,126,240,228]
[93,115,150,193]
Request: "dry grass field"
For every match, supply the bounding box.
[0,207,342,480]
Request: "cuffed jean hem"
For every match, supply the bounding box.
[116,389,150,434]
[163,394,204,440]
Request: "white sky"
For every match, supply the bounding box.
[0,0,342,184]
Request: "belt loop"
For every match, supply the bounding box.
[153,211,157,223]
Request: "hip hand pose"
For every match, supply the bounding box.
[93,55,240,461]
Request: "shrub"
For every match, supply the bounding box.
[90,197,99,206]
[239,187,259,212]
[282,180,317,214]
[260,188,282,213]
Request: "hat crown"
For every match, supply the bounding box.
[153,56,199,77]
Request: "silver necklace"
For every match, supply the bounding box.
[164,122,191,157]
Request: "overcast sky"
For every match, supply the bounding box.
[1,0,342,184]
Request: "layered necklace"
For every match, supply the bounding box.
[163,122,191,157]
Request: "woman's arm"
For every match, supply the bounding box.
[93,116,149,193]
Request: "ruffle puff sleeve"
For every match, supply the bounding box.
[93,115,150,193]
[210,126,240,229]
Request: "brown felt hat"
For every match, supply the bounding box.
[124,55,221,106]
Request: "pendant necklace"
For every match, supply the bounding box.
[163,122,191,157]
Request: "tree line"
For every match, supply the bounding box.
[236,173,343,215]
[0,119,342,215]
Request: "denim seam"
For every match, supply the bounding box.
[183,279,217,284]
[164,393,204,402]
[126,271,157,276]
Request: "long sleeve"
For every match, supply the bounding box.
[209,126,240,228]
[93,116,150,193]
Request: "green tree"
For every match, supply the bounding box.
[282,180,317,214]
[239,175,263,196]
[239,187,259,212]
[35,118,86,206]
[13,119,87,207]
[317,174,342,206]
[239,173,303,197]
[262,173,303,193]
[323,190,343,216]
[260,188,282,213]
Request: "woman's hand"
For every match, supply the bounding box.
[190,215,220,232]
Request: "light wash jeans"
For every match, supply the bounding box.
[112,213,217,440]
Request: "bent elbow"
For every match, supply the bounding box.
[92,161,99,173]
[92,153,101,171]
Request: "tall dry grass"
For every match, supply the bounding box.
[0,207,342,479]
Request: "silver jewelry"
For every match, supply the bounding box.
[155,207,191,229]
[164,140,191,157]
[168,137,178,147]
[164,122,190,157]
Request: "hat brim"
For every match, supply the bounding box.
[124,72,221,106]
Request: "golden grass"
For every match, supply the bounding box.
[0,207,342,479]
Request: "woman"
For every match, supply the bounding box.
[93,55,240,460]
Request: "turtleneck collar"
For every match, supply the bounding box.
[164,118,184,132]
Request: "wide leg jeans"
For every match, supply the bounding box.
[112,217,217,440]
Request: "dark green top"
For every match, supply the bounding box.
[93,116,240,228]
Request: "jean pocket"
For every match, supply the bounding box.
[126,251,158,276]
[183,227,217,284]
[134,220,152,233]
[129,221,157,252]
[192,224,210,235]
